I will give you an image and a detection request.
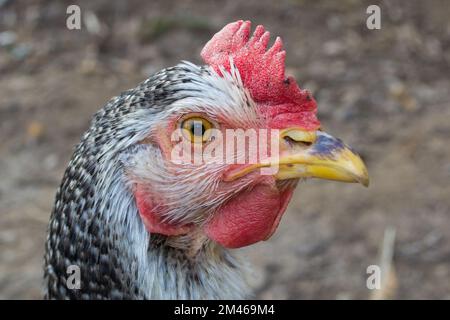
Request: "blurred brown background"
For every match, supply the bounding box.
[1,0,449,299]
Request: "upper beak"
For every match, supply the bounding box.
[275,129,369,186]
[225,128,369,187]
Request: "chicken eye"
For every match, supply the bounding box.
[180,117,213,143]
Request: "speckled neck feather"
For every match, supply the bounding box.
[44,65,250,299]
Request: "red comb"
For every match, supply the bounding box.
[201,20,320,131]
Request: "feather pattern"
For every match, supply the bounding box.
[44,63,254,299]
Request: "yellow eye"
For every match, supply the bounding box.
[180,117,213,143]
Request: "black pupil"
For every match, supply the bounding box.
[190,121,205,137]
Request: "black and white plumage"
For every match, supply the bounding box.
[44,21,368,300]
[45,64,250,299]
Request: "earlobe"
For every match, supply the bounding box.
[134,184,193,236]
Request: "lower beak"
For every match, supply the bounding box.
[225,129,369,187]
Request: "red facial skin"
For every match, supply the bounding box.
[135,185,194,236]
[135,20,319,248]
[135,175,295,248]
[134,122,295,248]
[204,179,294,248]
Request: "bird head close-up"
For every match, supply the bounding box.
[43,20,370,299]
[2,0,449,304]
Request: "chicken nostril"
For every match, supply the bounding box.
[283,136,313,147]
[281,129,317,147]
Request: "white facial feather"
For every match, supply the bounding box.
[89,61,261,299]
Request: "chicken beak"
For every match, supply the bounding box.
[223,129,369,186]
[274,129,369,186]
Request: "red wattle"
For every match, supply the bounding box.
[204,184,294,248]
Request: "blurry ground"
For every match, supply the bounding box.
[1,0,449,299]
